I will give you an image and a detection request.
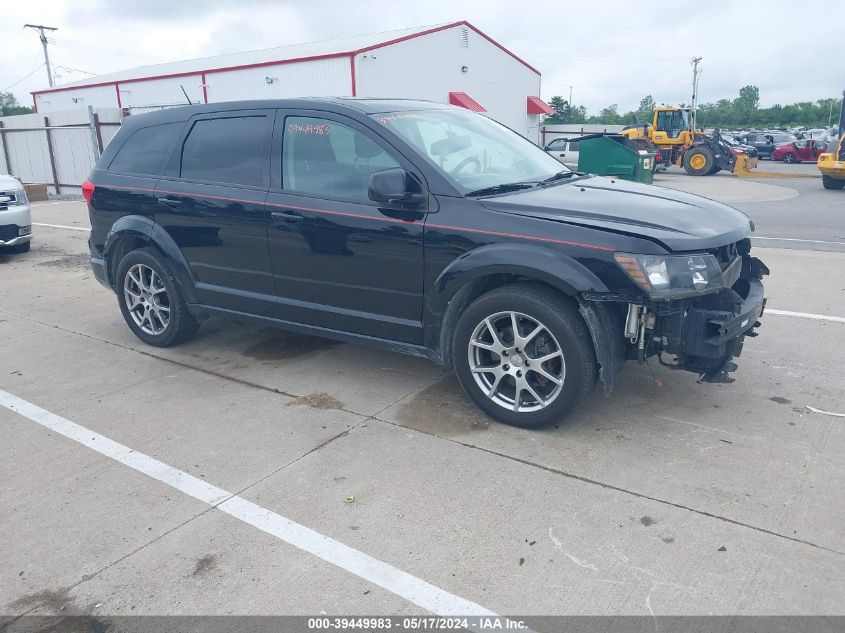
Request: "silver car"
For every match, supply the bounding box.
[0,175,32,253]
[543,136,583,170]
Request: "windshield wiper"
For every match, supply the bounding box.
[465,182,538,197]
[539,170,580,185]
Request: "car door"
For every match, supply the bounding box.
[155,109,276,317]
[265,110,427,344]
[565,139,580,169]
[793,140,810,161]
[545,138,568,164]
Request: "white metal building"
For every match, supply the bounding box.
[31,21,553,140]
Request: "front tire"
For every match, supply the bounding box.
[683,147,714,176]
[116,247,199,347]
[823,175,845,190]
[452,285,597,428]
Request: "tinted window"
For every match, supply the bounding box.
[568,140,580,151]
[181,116,269,187]
[109,123,182,176]
[283,116,400,201]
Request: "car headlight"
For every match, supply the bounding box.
[1,187,28,207]
[614,253,725,299]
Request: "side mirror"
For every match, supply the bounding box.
[368,168,426,209]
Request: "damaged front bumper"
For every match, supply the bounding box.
[580,256,769,393]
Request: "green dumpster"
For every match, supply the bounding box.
[577,134,658,184]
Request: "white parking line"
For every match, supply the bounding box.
[754,236,845,246]
[766,309,845,324]
[30,200,81,206]
[0,388,496,618]
[33,222,91,232]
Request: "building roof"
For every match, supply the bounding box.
[33,21,539,96]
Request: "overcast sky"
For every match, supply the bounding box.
[2,0,843,112]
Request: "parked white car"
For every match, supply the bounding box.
[543,136,584,170]
[0,175,32,253]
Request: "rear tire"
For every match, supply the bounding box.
[452,284,597,428]
[115,247,200,347]
[683,146,715,176]
[822,175,845,190]
[782,152,796,164]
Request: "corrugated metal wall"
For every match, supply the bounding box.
[35,84,119,113]
[207,57,351,102]
[0,108,122,194]
[354,25,541,139]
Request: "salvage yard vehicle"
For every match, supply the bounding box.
[817,92,844,190]
[620,105,758,176]
[771,138,827,163]
[84,99,768,428]
[0,175,32,253]
[544,136,583,169]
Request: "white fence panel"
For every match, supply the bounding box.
[0,107,123,195]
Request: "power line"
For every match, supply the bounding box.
[23,24,59,87]
[1,61,46,92]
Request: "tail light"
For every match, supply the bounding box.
[655,150,662,162]
[82,179,95,204]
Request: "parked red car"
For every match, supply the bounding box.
[771,139,827,163]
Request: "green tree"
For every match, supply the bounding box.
[0,92,34,116]
[543,96,571,124]
[636,95,655,124]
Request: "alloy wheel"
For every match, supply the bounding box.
[467,311,565,413]
[124,264,170,335]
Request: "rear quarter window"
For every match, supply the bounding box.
[180,116,270,187]
[108,122,183,176]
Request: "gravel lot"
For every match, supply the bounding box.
[1,165,843,622]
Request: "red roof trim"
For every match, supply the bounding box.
[527,96,554,115]
[31,21,539,97]
[449,92,486,112]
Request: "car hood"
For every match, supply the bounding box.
[479,176,753,251]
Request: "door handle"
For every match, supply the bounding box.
[157,197,183,207]
[271,210,303,224]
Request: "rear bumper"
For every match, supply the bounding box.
[90,255,111,289]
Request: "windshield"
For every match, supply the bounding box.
[372,109,566,193]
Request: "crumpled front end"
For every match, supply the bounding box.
[581,239,769,392]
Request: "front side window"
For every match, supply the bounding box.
[180,116,269,187]
[109,122,182,176]
[282,116,400,201]
[546,139,566,151]
[373,109,564,192]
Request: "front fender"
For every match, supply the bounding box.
[104,215,197,303]
[431,242,609,312]
[423,243,610,359]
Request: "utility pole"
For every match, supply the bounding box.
[690,56,702,131]
[24,24,59,87]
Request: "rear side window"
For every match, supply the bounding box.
[568,140,580,151]
[180,116,269,187]
[109,123,182,176]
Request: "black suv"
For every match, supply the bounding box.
[85,99,767,428]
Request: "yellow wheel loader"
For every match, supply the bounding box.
[621,106,757,176]
[817,91,845,190]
